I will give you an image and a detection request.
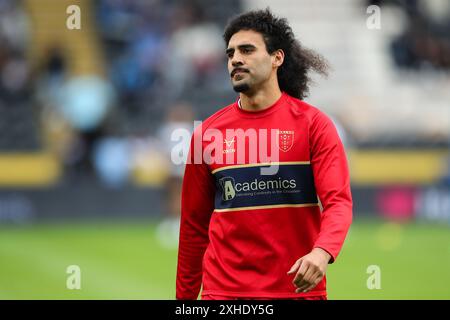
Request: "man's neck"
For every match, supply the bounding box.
[239,87,282,112]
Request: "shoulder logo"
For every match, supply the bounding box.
[278,130,294,152]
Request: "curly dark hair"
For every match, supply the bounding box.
[223,8,329,100]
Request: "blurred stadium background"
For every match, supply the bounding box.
[0,0,449,299]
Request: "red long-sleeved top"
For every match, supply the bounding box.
[176,92,352,299]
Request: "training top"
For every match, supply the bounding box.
[176,92,353,299]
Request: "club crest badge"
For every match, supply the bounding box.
[278,130,294,152]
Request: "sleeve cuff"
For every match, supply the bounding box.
[313,246,336,264]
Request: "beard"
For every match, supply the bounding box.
[230,68,253,93]
[232,81,251,93]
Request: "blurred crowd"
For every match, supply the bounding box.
[0,0,241,189]
[96,0,233,111]
[0,0,449,190]
[0,0,37,150]
[370,0,450,70]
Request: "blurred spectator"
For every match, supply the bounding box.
[35,46,80,174]
[0,0,35,151]
[0,0,29,52]
[58,75,116,178]
[35,46,67,120]
[0,0,31,103]
[93,136,131,188]
[0,49,31,104]
[60,76,115,132]
[165,1,225,97]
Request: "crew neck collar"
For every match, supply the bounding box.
[234,92,287,118]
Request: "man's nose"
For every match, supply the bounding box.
[231,53,244,67]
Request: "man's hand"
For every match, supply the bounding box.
[287,248,331,293]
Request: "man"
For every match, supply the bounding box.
[176,9,352,300]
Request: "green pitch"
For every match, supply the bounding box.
[0,219,448,299]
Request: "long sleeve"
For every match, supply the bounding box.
[309,111,353,263]
[176,134,215,299]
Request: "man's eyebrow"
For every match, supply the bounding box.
[226,48,234,55]
[226,44,256,54]
[238,44,256,50]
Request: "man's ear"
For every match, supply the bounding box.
[272,49,285,68]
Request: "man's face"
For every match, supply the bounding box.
[226,30,276,94]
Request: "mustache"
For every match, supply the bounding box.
[231,68,249,77]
